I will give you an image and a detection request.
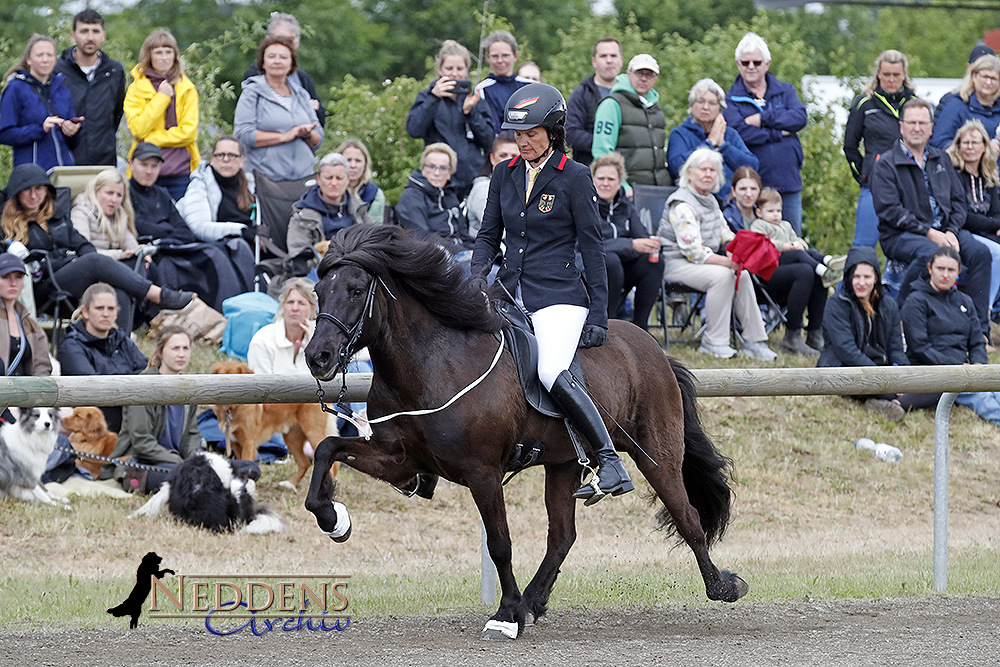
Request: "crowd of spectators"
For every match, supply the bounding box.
[4,4,1000,467]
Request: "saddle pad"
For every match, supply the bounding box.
[494,300,585,419]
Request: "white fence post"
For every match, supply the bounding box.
[933,392,958,592]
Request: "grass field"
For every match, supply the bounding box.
[1,332,999,631]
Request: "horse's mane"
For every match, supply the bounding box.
[318,224,503,333]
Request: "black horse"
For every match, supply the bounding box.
[304,224,747,640]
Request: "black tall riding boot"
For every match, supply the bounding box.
[548,370,635,505]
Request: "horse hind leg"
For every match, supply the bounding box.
[635,423,748,604]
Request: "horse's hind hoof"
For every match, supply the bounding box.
[481,619,518,640]
[721,570,749,601]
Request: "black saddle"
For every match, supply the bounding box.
[493,300,586,419]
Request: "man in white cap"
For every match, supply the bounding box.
[591,53,670,186]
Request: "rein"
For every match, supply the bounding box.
[313,259,505,439]
[317,329,505,440]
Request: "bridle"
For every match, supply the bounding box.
[312,258,505,441]
[314,260,389,374]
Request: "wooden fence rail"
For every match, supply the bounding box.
[2,365,1000,407]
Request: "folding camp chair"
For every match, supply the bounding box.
[252,170,315,292]
[47,165,109,200]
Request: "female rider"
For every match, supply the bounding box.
[471,83,633,505]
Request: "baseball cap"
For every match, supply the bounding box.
[970,44,996,63]
[0,253,27,277]
[627,54,659,74]
[131,142,163,162]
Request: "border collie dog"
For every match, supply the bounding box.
[0,407,69,506]
[132,452,283,533]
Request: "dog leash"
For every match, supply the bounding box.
[54,443,172,473]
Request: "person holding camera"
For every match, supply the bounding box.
[406,40,494,200]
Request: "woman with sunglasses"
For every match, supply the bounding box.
[723,32,807,235]
[178,135,256,244]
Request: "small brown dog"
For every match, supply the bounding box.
[62,407,118,479]
[210,361,338,489]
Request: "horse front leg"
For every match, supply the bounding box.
[304,433,425,543]
[519,460,578,626]
[304,436,352,542]
[469,476,523,641]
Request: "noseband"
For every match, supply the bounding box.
[315,260,387,373]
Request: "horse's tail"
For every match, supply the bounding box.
[655,357,733,546]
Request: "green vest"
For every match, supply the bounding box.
[611,89,670,186]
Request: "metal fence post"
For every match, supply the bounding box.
[933,392,958,592]
[481,522,497,606]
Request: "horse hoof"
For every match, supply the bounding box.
[523,611,535,628]
[720,570,749,601]
[481,619,518,640]
[322,502,352,543]
[277,480,297,492]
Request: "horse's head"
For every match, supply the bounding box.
[305,260,380,381]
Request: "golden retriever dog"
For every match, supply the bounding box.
[63,407,118,479]
[210,361,338,489]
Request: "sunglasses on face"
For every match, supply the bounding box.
[740,60,763,68]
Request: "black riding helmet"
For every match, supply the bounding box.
[501,82,566,131]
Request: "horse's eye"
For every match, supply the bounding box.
[351,288,364,299]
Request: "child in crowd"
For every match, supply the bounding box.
[750,188,846,288]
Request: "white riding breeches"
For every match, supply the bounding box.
[529,304,588,391]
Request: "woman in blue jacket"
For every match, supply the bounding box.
[471,83,633,505]
[667,78,757,201]
[0,35,80,170]
[724,33,807,235]
[930,54,1000,150]
[406,40,494,200]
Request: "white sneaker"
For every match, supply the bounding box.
[699,342,738,359]
[741,341,778,361]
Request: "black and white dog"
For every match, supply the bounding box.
[132,452,283,533]
[0,407,69,506]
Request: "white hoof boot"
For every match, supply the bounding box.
[481,619,518,640]
[322,501,352,543]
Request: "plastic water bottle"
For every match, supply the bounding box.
[854,438,903,463]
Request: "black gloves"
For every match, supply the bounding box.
[578,324,607,348]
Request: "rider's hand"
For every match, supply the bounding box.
[578,324,607,348]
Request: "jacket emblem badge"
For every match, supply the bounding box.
[539,194,554,213]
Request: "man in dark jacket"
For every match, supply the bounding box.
[566,38,623,166]
[871,97,992,337]
[241,12,325,128]
[52,8,125,166]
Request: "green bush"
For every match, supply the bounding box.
[324,75,425,206]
